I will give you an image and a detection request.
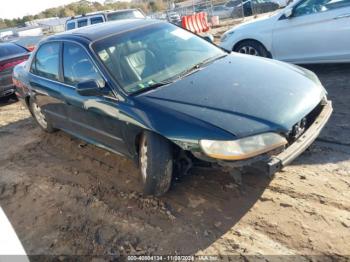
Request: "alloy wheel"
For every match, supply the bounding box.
[140,136,148,182]
[238,46,259,56]
[32,102,48,129]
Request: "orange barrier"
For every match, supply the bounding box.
[199,12,210,32]
[181,12,210,34]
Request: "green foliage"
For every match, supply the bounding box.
[0,0,168,29]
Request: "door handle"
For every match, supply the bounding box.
[334,13,350,19]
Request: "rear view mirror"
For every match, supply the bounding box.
[284,8,293,18]
[76,80,104,96]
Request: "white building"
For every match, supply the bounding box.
[25,17,69,33]
[0,29,14,39]
[15,26,43,37]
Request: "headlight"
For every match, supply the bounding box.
[200,133,287,160]
[221,31,234,42]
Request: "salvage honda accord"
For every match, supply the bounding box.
[13,20,332,196]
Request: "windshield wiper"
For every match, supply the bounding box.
[177,54,228,79]
[146,80,174,89]
[131,80,174,95]
[131,54,227,95]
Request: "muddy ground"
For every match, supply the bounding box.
[0,62,350,259]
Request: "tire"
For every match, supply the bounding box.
[29,98,56,133]
[139,131,173,196]
[10,93,18,101]
[234,40,269,58]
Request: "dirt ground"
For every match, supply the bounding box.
[1,61,350,259]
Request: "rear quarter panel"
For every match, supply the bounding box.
[12,61,31,103]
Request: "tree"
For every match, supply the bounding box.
[0,18,7,29]
[59,8,75,18]
[148,0,166,12]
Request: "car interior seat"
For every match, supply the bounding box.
[119,41,160,85]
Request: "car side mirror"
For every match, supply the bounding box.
[284,8,293,18]
[76,80,105,96]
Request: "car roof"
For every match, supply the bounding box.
[67,9,141,21]
[0,42,19,47]
[49,19,162,42]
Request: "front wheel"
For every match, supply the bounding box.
[139,131,173,196]
[234,40,269,58]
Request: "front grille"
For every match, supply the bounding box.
[287,101,324,143]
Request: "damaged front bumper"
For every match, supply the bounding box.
[213,100,333,176]
[267,100,332,176]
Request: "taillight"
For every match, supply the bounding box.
[0,58,27,72]
[27,45,35,52]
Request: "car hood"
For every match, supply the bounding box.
[137,54,325,139]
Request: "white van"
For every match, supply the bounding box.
[65,9,146,31]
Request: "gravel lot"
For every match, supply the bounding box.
[0,61,349,258]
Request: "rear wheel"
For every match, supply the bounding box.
[9,93,18,101]
[139,131,173,196]
[234,40,269,58]
[29,98,55,133]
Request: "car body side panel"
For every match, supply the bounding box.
[66,93,131,157]
[29,74,71,130]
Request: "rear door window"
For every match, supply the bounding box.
[66,21,76,30]
[77,19,88,28]
[31,42,60,81]
[90,16,104,25]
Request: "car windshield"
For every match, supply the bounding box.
[92,22,225,94]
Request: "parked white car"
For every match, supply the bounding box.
[272,0,293,7]
[220,0,350,64]
[0,207,28,260]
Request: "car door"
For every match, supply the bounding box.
[29,42,71,129]
[62,41,129,156]
[272,0,350,63]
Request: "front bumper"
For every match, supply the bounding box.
[267,100,333,176]
[213,100,333,176]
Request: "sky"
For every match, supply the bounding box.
[0,0,104,19]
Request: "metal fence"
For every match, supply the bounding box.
[150,0,283,25]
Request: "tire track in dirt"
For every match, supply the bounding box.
[266,185,350,212]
